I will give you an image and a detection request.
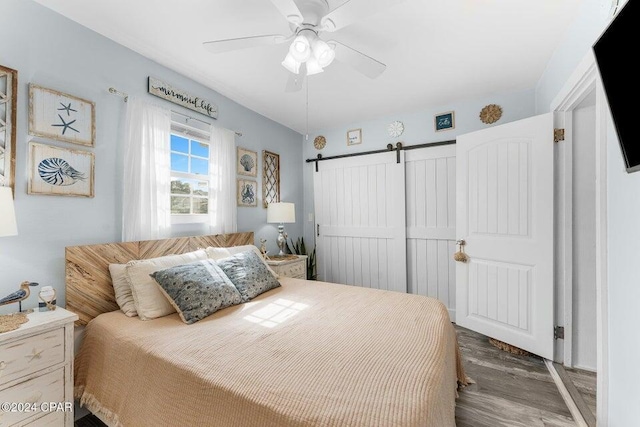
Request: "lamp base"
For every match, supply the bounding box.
[277,224,288,256]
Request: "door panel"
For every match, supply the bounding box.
[405,145,457,318]
[457,113,554,359]
[314,152,407,292]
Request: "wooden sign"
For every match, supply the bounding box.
[148,77,218,119]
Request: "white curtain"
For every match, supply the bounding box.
[122,97,172,241]
[208,126,237,234]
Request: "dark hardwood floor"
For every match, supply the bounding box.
[76,325,577,427]
[455,326,575,426]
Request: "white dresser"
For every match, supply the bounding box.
[0,308,77,427]
[267,255,308,279]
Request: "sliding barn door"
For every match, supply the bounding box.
[405,145,457,319]
[456,113,554,359]
[314,152,407,292]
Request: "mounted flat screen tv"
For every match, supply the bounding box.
[593,0,637,173]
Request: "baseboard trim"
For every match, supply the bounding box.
[544,359,589,427]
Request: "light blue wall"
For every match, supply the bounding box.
[0,0,303,313]
[302,89,537,246]
[535,0,611,113]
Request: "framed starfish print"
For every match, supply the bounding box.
[28,84,95,147]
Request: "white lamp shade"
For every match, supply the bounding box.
[306,56,324,76]
[289,35,311,62]
[312,39,335,68]
[281,52,301,74]
[0,187,18,237]
[267,202,296,224]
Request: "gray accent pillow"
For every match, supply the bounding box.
[216,250,281,302]
[150,259,243,324]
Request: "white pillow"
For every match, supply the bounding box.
[126,249,208,320]
[205,245,279,279]
[108,263,137,317]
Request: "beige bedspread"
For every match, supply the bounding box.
[75,278,467,427]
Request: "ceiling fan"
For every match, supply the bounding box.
[203,0,404,92]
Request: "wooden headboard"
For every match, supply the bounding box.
[65,232,254,325]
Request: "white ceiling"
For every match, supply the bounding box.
[34,0,582,134]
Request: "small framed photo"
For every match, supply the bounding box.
[28,142,95,198]
[237,179,258,207]
[434,111,455,132]
[237,147,258,176]
[347,129,362,146]
[29,84,96,147]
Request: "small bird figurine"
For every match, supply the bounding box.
[0,281,39,312]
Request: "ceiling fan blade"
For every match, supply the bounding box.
[285,63,307,92]
[331,41,386,79]
[203,34,288,54]
[320,0,406,32]
[270,0,304,25]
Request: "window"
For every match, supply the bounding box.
[170,124,210,218]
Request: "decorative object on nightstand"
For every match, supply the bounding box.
[259,238,269,260]
[38,286,57,311]
[479,104,503,124]
[0,281,39,313]
[388,120,404,138]
[266,255,308,280]
[313,135,326,150]
[0,307,78,426]
[267,202,296,256]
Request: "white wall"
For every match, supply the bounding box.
[606,116,640,425]
[536,0,639,423]
[572,102,597,371]
[0,0,303,313]
[302,89,537,247]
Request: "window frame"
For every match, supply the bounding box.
[169,124,211,224]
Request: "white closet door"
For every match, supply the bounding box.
[405,145,456,319]
[456,113,554,359]
[314,151,407,292]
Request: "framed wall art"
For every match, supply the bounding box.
[347,128,362,146]
[237,147,257,177]
[434,111,455,132]
[262,150,280,208]
[237,179,258,207]
[28,142,95,198]
[0,64,17,194]
[29,84,96,147]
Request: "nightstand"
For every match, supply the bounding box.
[0,308,78,426]
[267,255,308,279]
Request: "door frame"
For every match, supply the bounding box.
[550,51,608,423]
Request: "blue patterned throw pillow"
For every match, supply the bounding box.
[216,250,281,302]
[150,259,242,324]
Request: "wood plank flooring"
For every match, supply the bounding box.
[565,367,597,421]
[76,325,577,427]
[455,326,576,427]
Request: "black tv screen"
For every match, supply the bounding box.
[593,0,638,173]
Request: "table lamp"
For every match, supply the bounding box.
[0,187,18,237]
[267,202,295,256]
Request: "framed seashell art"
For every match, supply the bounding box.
[237,147,257,177]
[28,142,95,197]
[28,84,95,147]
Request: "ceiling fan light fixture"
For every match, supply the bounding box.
[306,56,324,76]
[289,34,311,62]
[282,52,302,74]
[312,39,335,68]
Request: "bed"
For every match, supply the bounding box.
[67,233,467,427]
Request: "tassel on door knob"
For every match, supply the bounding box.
[454,240,469,263]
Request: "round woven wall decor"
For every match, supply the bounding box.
[479,104,503,124]
[314,135,326,150]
